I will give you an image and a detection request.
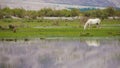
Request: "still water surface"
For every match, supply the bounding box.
[0,38,120,68]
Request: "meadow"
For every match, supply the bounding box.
[0,18,120,39]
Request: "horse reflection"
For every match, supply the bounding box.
[85,39,100,47]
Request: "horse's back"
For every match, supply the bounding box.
[88,18,101,24]
[89,18,100,21]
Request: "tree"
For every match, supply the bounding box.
[1,7,12,18]
[114,10,120,17]
[12,8,26,18]
[0,9,4,19]
[27,10,37,19]
[71,8,80,17]
[104,7,115,16]
[38,8,54,17]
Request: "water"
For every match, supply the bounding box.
[0,38,120,68]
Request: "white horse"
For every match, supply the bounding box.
[84,18,101,30]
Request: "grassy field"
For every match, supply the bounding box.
[0,18,120,39]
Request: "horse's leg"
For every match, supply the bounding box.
[96,23,100,28]
[88,24,90,29]
[96,23,98,28]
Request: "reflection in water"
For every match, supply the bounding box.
[0,39,120,68]
[85,39,100,47]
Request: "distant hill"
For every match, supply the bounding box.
[44,0,120,7]
[0,0,120,10]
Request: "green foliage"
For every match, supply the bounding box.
[114,9,120,16]
[0,10,4,19]
[104,7,115,16]
[83,7,120,19]
[71,8,80,17]
[0,7,81,19]
[1,7,12,18]
[0,7,120,19]
[12,8,26,18]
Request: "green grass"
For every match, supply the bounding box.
[0,27,119,39]
[0,19,120,39]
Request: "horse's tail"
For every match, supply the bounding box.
[84,21,89,30]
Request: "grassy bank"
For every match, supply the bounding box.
[0,19,120,39]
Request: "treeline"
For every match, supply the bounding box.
[0,7,80,19]
[83,7,120,19]
[0,7,120,19]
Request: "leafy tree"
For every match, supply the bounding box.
[0,9,4,19]
[71,8,80,17]
[1,7,12,18]
[27,10,37,19]
[104,7,115,16]
[12,8,26,18]
[114,10,120,16]
[38,8,52,17]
